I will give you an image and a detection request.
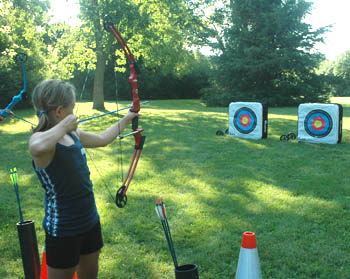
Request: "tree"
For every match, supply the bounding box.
[0,0,50,108]
[332,51,350,96]
[201,0,331,106]
[78,0,206,109]
[319,51,350,96]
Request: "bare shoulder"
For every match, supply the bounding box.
[30,132,56,169]
[29,131,42,148]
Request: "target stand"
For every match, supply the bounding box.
[297,103,343,144]
[228,102,268,140]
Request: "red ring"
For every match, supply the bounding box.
[311,116,325,131]
[239,113,251,127]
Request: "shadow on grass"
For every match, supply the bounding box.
[88,104,350,278]
[1,102,350,278]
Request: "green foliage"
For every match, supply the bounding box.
[71,0,211,108]
[319,51,350,96]
[77,0,202,75]
[43,23,96,80]
[72,57,210,101]
[1,0,211,107]
[201,0,331,106]
[69,50,211,101]
[199,86,233,107]
[0,0,49,109]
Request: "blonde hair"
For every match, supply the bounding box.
[32,79,76,133]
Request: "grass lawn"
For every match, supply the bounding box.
[0,98,349,278]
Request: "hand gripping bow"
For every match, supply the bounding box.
[103,15,146,208]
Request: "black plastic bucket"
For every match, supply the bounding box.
[16,220,40,279]
[175,264,199,279]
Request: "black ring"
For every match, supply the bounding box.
[233,107,257,134]
[304,109,332,138]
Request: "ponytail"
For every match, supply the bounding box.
[32,80,75,133]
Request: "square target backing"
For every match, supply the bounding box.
[297,103,343,144]
[228,102,268,140]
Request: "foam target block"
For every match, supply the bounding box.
[228,102,268,140]
[297,103,343,144]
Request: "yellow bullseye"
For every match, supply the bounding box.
[314,120,322,128]
[242,117,249,125]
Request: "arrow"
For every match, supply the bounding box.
[78,101,149,124]
[155,199,178,268]
[10,168,24,223]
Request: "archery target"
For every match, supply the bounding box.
[229,102,268,140]
[304,110,332,138]
[234,107,257,134]
[297,103,343,144]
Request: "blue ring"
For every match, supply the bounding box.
[233,107,257,134]
[304,110,332,138]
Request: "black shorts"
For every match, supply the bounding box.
[45,221,104,268]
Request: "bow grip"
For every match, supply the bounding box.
[131,113,138,131]
[0,109,8,118]
[0,93,23,117]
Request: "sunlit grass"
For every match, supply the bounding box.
[332,96,350,105]
[0,99,350,278]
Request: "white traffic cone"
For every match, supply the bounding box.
[235,232,262,279]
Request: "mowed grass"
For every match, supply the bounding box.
[0,98,349,278]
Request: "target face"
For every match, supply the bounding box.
[304,109,333,138]
[233,107,257,134]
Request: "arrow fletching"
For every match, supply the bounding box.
[10,168,18,185]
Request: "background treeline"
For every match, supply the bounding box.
[318,51,350,97]
[75,56,211,101]
[1,0,349,110]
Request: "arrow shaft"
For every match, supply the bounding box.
[78,101,149,123]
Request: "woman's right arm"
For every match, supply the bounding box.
[29,115,78,160]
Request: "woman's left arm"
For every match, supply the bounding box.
[78,111,139,148]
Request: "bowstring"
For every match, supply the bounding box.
[75,66,115,204]
[85,150,115,202]
[114,58,124,186]
[75,65,90,117]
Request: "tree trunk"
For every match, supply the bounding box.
[92,47,106,110]
[89,0,106,110]
[230,0,234,24]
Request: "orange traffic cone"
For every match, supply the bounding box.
[40,251,47,279]
[235,232,262,279]
[40,251,78,279]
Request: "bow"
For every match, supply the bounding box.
[103,15,146,208]
[0,54,28,119]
